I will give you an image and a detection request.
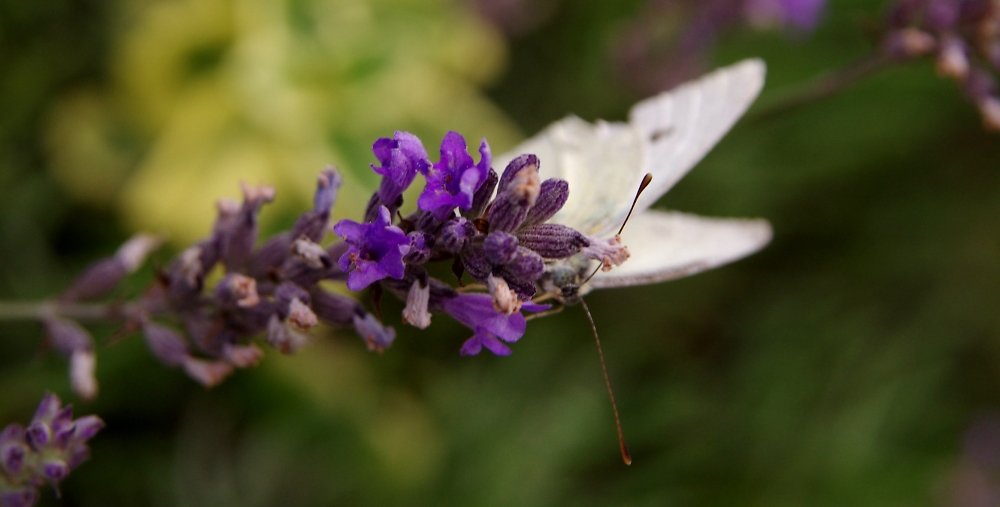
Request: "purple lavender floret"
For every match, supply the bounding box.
[373,131,430,206]
[442,293,549,356]
[334,206,410,290]
[418,131,493,220]
[0,393,104,506]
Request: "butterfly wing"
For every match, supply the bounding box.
[493,116,648,236]
[627,59,766,220]
[494,59,766,239]
[588,210,772,289]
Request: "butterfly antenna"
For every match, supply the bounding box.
[580,173,654,287]
[580,298,632,465]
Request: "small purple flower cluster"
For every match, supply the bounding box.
[881,0,1000,129]
[0,393,103,507]
[42,130,623,395]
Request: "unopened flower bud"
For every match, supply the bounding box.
[483,232,519,265]
[463,168,498,219]
[142,322,190,367]
[291,167,342,241]
[309,288,362,325]
[440,217,477,253]
[582,234,630,271]
[39,459,69,482]
[402,280,432,329]
[403,232,434,265]
[352,314,396,353]
[26,421,51,448]
[503,247,546,282]
[516,223,588,259]
[521,179,569,227]
[488,154,541,232]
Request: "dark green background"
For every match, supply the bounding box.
[3,0,998,505]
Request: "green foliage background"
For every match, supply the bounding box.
[2,0,999,505]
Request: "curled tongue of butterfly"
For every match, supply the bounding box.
[583,172,652,466]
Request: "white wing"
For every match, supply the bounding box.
[628,59,765,221]
[493,117,647,236]
[494,58,766,239]
[588,210,772,289]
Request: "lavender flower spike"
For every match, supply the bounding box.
[0,393,104,504]
[442,293,549,356]
[334,206,410,290]
[372,131,430,205]
[418,131,492,220]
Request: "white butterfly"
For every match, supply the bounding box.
[494,58,772,297]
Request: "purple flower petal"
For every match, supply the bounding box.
[372,131,429,204]
[334,206,410,290]
[418,132,492,220]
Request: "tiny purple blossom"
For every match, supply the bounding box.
[372,131,430,205]
[442,293,549,356]
[418,132,492,220]
[334,206,410,290]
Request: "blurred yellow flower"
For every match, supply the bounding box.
[45,0,521,244]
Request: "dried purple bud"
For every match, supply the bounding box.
[516,223,587,259]
[937,34,970,79]
[582,234,630,271]
[291,236,331,269]
[26,421,51,449]
[61,234,163,301]
[222,343,264,368]
[250,232,291,277]
[403,232,434,265]
[483,232,519,265]
[440,217,478,253]
[286,298,318,331]
[214,274,260,308]
[927,0,959,30]
[488,154,540,232]
[402,280,431,329]
[266,314,310,354]
[882,28,936,61]
[521,179,569,228]
[181,357,234,387]
[220,183,276,272]
[142,322,190,367]
[309,288,362,325]
[291,167,342,242]
[352,313,396,352]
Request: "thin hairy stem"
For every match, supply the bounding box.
[751,53,891,122]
